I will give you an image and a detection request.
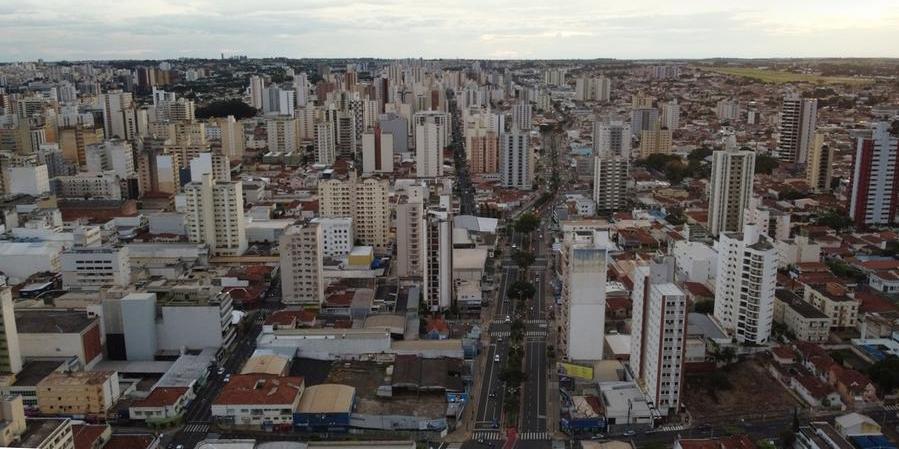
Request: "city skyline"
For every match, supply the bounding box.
[3,0,899,61]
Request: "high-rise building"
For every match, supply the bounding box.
[319,176,391,250]
[311,217,353,260]
[262,86,295,117]
[424,206,453,311]
[183,173,247,256]
[805,133,834,193]
[592,120,631,158]
[660,100,680,130]
[639,129,673,158]
[559,230,609,361]
[99,90,135,140]
[58,124,104,166]
[248,75,264,110]
[574,76,611,102]
[716,99,741,122]
[413,110,449,177]
[707,147,755,236]
[848,122,899,227]
[777,94,817,164]
[500,129,531,190]
[213,116,246,160]
[593,156,628,212]
[714,223,777,344]
[465,111,498,174]
[0,288,22,375]
[361,127,394,174]
[85,139,135,178]
[279,222,324,307]
[396,187,427,278]
[314,122,336,166]
[630,108,659,136]
[265,116,299,153]
[61,246,132,289]
[630,257,686,416]
[510,102,533,131]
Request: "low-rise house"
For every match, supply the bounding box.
[834,412,880,437]
[128,387,192,424]
[791,374,842,409]
[827,366,877,408]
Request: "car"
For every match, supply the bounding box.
[497,337,503,342]
[591,434,606,440]
[223,374,231,382]
[217,367,225,375]
[494,355,501,363]
[504,315,511,323]
[623,430,636,436]
[488,392,496,398]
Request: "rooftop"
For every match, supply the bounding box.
[132,387,189,408]
[213,374,304,406]
[14,309,95,334]
[296,384,355,414]
[12,361,63,387]
[38,370,115,387]
[12,418,69,448]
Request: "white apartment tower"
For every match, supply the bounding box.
[630,257,686,415]
[314,121,337,166]
[848,122,899,227]
[707,146,755,236]
[593,120,631,158]
[361,127,394,174]
[248,75,265,110]
[266,116,299,153]
[413,110,449,177]
[575,77,611,102]
[510,102,533,131]
[560,230,609,361]
[660,100,680,130]
[777,93,817,164]
[500,129,532,190]
[714,223,777,344]
[183,173,247,256]
[279,222,324,306]
[593,156,629,212]
[311,217,354,260]
[0,288,22,375]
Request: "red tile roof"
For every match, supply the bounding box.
[72,424,108,449]
[132,387,189,408]
[213,374,304,406]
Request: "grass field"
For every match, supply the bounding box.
[702,66,873,85]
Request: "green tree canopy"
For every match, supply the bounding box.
[867,356,899,394]
[508,280,536,301]
[512,250,536,271]
[196,99,257,119]
[514,213,540,235]
[755,153,780,175]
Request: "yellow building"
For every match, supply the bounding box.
[36,371,120,417]
[58,125,104,167]
[639,129,672,158]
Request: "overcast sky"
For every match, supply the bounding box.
[3,0,899,61]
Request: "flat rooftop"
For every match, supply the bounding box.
[13,361,63,387]
[12,418,69,448]
[15,309,95,334]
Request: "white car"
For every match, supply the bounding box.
[494,355,501,363]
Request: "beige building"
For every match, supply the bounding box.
[13,417,74,449]
[0,289,22,375]
[183,173,247,256]
[266,116,299,153]
[58,125,104,167]
[395,188,427,278]
[639,128,672,158]
[212,116,246,160]
[773,290,831,343]
[0,395,26,447]
[36,371,121,417]
[279,223,324,307]
[806,133,834,193]
[319,176,390,251]
[803,283,859,328]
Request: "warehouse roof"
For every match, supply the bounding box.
[296,384,355,414]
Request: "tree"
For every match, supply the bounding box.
[512,250,536,271]
[508,281,536,302]
[195,99,257,119]
[817,210,853,231]
[514,213,540,236]
[755,153,780,175]
[867,356,899,394]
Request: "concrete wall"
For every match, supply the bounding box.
[121,293,158,361]
[157,306,225,351]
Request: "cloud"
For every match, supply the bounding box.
[1,0,898,60]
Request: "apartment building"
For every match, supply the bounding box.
[279,223,324,307]
[559,230,609,361]
[183,173,247,256]
[60,246,131,289]
[318,176,390,251]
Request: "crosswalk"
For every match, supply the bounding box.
[883,404,899,411]
[491,319,547,325]
[519,431,551,440]
[184,423,209,433]
[491,330,547,338]
[473,431,503,441]
[652,423,688,433]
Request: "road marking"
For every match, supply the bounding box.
[473,431,503,440]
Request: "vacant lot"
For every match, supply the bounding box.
[683,359,799,421]
[326,361,446,418]
[703,66,873,85]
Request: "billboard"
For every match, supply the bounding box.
[558,362,594,380]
